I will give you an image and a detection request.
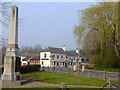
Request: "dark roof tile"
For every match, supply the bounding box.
[41,47,66,54]
[40,46,80,57]
[30,57,40,60]
[66,51,78,56]
[22,57,31,61]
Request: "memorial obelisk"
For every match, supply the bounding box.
[2,6,20,81]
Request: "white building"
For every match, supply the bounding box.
[21,56,31,66]
[20,52,40,66]
[40,46,81,67]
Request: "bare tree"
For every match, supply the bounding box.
[34,44,42,52]
[0,1,13,26]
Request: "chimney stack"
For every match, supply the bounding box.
[62,45,66,51]
[76,48,79,54]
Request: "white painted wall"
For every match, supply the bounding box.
[21,61,28,66]
[21,56,30,66]
[40,51,82,67]
[40,52,67,67]
[50,53,66,61]
[40,52,51,67]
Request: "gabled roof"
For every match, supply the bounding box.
[66,51,79,56]
[41,47,66,54]
[40,46,83,57]
[22,52,40,57]
[22,57,31,61]
[30,57,40,61]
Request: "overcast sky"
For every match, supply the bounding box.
[3,2,97,50]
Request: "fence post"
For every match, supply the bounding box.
[107,79,112,89]
[60,67,62,73]
[42,66,44,71]
[89,69,91,78]
[53,66,55,72]
[54,66,55,72]
[68,67,70,75]
[60,83,67,90]
[48,66,49,72]
[77,68,79,76]
[103,71,106,80]
[74,70,77,76]
[73,65,77,75]
[79,68,80,76]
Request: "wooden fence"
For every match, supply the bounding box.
[41,66,119,82]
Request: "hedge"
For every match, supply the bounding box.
[20,65,41,74]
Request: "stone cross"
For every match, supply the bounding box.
[2,6,20,81]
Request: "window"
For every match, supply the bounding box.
[57,55,59,59]
[51,55,55,59]
[57,62,59,66]
[41,59,49,60]
[61,55,63,58]
[81,58,84,62]
[42,61,44,65]
[44,53,47,58]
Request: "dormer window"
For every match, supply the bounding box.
[44,53,47,58]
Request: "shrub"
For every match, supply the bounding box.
[89,48,119,68]
[20,65,41,74]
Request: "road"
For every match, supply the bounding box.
[43,66,120,82]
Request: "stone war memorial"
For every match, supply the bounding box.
[2,5,20,81]
[1,6,30,87]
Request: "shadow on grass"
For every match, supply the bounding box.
[2,88,105,90]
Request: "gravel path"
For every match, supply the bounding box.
[1,81,102,88]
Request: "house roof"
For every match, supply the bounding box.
[41,47,66,54]
[30,57,40,61]
[22,57,31,61]
[66,51,79,56]
[41,46,80,57]
[22,52,40,57]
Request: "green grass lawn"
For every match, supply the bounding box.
[22,71,107,87]
[93,67,119,72]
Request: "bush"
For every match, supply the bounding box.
[20,65,41,74]
[85,65,94,69]
[89,48,120,68]
[89,54,102,67]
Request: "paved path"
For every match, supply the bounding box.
[1,81,102,88]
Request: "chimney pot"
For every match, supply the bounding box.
[76,48,79,54]
[62,45,66,51]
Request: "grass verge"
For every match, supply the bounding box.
[22,71,107,87]
[93,67,119,72]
